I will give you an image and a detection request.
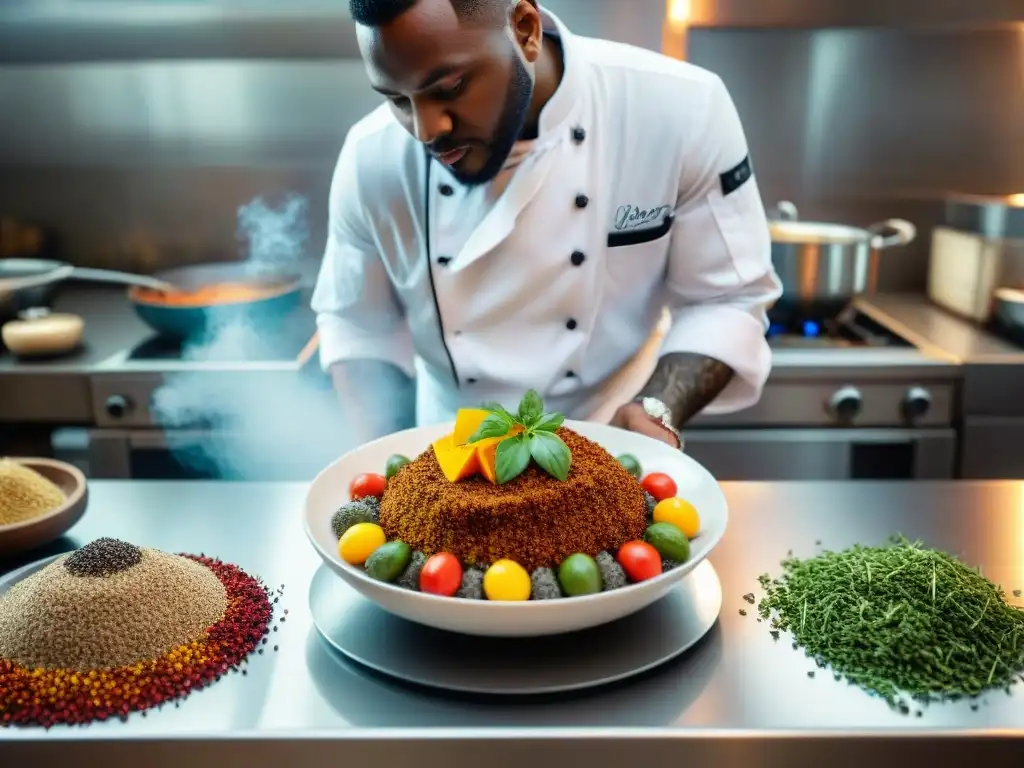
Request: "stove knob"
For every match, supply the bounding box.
[105,394,133,419]
[826,386,862,422]
[902,386,932,422]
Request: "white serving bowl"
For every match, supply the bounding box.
[304,420,728,637]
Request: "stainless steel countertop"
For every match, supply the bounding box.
[858,294,1024,365]
[0,285,318,374]
[0,287,965,382]
[0,285,325,425]
[3,480,1024,765]
[0,286,152,374]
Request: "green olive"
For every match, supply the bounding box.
[365,540,412,582]
[557,553,603,596]
[617,453,643,479]
[644,522,690,563]
[385,454,411,480]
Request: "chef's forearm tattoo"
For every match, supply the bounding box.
[638,353,735,428]
[330,359,416,440]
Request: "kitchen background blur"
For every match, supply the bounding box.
[0,0,1022,482]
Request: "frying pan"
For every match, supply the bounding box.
[128,262,302,340]
[0,258,302,341]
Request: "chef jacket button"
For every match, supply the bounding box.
[466,377,478,384]
[439,183,454,196]
[570,250,586,267]
[437,256,452,266]
[571,126,586,144]
[566,318,578,330]
[565,370,577,378]
[575,194,589,209]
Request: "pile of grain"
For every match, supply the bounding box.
[0,539,227,670]
[0,459,65,526]
[380,427,647,571]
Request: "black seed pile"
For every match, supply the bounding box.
[457,567,485,600]
[330,500,378,539]
[531,567,561,599]
[63,538,142,578]
[643,491,657,519]
[662,558,682,572]
[361,495,381,517]
[397,551,427,591]
[596,551,628,590]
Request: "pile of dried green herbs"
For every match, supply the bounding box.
[756,535,1024,711]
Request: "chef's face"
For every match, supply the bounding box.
[357,0,541,186]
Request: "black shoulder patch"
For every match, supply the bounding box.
[720,155,753,196]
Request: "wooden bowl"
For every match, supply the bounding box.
[0,458,88,558]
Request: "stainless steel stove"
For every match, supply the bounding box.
[682,304,960,482]
[767,306,913,349]
[37,293,961,483]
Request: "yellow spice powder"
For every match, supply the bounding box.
[0,459,66,526]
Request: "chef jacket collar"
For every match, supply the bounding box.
[532,8,582,141]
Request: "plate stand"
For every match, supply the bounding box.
[308,560,723,696]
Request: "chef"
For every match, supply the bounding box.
[312,0,782,449]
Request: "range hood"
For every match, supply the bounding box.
[688,0,1023,28]
[0,0,361,63]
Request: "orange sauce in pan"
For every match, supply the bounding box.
[132,282,289,307]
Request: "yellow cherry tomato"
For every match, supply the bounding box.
[653,497,701,539]
[338,522,387,565]
[483,559,531,601]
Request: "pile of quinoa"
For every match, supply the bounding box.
[0,538,273,727]
[0,459,66,526]
[379,427,647,571]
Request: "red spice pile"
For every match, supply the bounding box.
[0,555,273,728]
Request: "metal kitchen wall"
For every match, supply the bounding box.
[687,4,1024,291]
[0,0,1021,286]
[0,0,664,278]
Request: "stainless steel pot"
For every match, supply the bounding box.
[768,201,916,315]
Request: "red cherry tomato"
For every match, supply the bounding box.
[617,540,662,582]
[420,553,463,597]
[640,472,677,502]
[350,473,387,500]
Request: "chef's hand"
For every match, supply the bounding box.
[610,402,682,449]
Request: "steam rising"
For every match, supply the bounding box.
[235,193,311,282]
[149,194,357,480]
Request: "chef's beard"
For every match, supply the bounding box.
[449,54,533,187]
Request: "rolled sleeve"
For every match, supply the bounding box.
[311,133,415,377]
[660,74,782,414]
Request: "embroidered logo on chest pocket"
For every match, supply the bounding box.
[613,204,672,232]
[608,205,675,248]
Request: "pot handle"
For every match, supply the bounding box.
[867,219,916,249]
[768,200,799,221]
[69,267,176,293]
[0,262,74,293]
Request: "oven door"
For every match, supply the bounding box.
[72,429,230,480]
[682,428,957,481]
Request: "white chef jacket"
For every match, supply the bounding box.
[312,8,782,428]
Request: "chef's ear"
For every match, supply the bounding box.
[509,0,543,62]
